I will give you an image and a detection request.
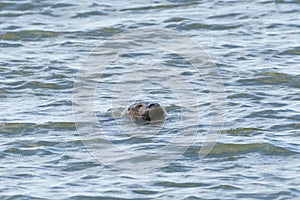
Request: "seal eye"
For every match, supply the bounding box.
[135,104,143,109]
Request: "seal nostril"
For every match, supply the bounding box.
[148,103,156,108]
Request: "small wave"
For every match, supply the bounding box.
[67,26,123,38]
[0,122,76,134]
[65,195,127,200]
[62,161,100,172]
[7,80,74,91]
[227,93,263,100]
[237,71,300,88]
[168,22,242,31]
[279,46,300,56]
[38,100,73,108]
[3,146,56,156]
[50,3,75,9]
[0,30,60,41]
[72,11,107,18]
[225,127,264,135]
[163,17,187,23]
[132,189,159,195]
[210,184,241,190]
[0,2,36,11]
[0,42,22,48]
[120,3,196,12]
[0,195,43,200]
[154,181,209,188]
[275,0,300,4]
[270,122,300,131]
[208,142,297,156]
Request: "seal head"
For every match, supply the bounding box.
[126,102,165,123]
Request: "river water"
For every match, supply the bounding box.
[0,0,299,199]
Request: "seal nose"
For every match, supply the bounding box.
[147,103,158,108]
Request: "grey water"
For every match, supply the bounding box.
[0,0,300,199]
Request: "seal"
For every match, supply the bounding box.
[125,102,165,123]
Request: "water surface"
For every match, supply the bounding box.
[0,0,299,199]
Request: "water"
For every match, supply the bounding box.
[1,0,300,199]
